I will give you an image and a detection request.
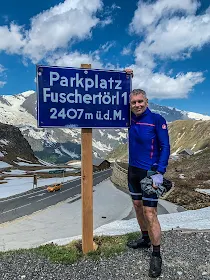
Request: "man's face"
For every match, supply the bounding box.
[130,93,148,116]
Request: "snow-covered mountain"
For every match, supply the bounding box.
[149,102,210,122]
[0,91,209,163]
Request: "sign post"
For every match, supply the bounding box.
[80,63,94,253]
[37,64,131,254]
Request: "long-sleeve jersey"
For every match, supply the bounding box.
[128,107,170,174]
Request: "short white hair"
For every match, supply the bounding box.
[129,89,147,100]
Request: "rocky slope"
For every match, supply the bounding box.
[0,122,39,168]
[165,147,210,210]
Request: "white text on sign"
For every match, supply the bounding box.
[43,89,127,105]
[50,72,122,91]
[49,108,124,121]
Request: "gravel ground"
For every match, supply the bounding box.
[1,230,210,280]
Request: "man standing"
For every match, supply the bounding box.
[126,84,170,277]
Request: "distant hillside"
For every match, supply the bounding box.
[106,119,210,161]
[168,119,210,153]
[106,143,128,162]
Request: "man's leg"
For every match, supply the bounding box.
[133,200,147,231]
[143,206,162,278]
[143,206,161,245]
[127,199,151,248]
[127,166,151,248]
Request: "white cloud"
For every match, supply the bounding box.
[0,64,6,73]
[100,17,113,27]
[2,15,9,23]
[100,41,116,52]
[23,0,103,61]
[130,0,200,33]
[46,51,103,69]
[0,23,25,53]
[111,4,121,10]
[128,0,209,99]
[0,64,7,88]
[130,65,204,99]
[0,0,106,62]
[0,81,6,88]
[131,1,210,69]
[122,46,132,56]
[135,13,210,67]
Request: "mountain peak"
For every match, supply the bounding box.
[16,90,35,98]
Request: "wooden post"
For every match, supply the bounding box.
[81,63,94,253]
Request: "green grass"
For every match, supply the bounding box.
[0,232,140,264]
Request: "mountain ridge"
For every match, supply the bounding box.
[0,90,209,163]
[106,119,210,162]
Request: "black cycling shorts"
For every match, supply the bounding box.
[128,165,158,207]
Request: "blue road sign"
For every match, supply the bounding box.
[37,65,131,128]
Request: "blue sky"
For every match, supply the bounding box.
[0,0,210,115]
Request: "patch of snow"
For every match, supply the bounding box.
[171,147,182,155]
[192,144,196,150]
[3,170,27,175]
[60,145,80,159]
[203,180,210,185]
[194,149,203,154]
[60,128,79,138]
[37,158,54,166]
[0,161,12,168]
[16,157,32,163]
[170,155,179,160]
[54,149,64,156]
[13,161,42,166]
[0,139,9,145]
[118,131,127,138]
[30,168,76,173]
[99,130,104,137]
[67,161,81,168]
[18,90,34,98]
[151,109,169,115]
[107,133,120,141]
[186,111,210,121]
[92,139,112,152]
[195,189,210,195]
[65,168,77,172]
[0,152,4,157]
[49,206,210,246]
[179,174,185,179]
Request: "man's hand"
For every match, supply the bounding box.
[124,68,133,78]
[151,174,163,189]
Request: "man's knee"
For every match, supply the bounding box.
[143,206,157,223]
[133,200,143,211]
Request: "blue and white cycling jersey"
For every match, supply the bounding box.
[129,107,170,174]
